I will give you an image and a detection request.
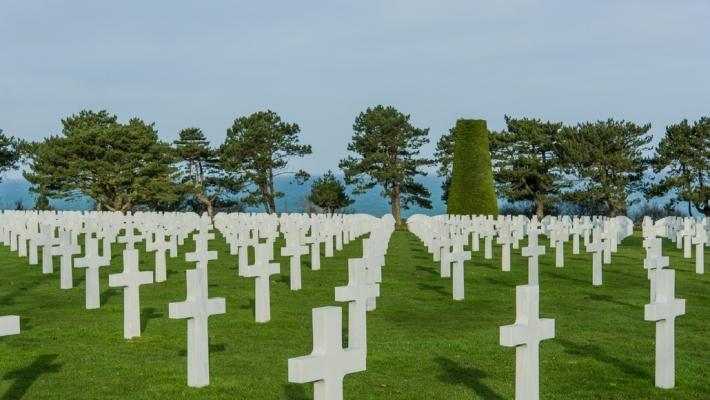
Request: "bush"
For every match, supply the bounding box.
[447,119,498,216]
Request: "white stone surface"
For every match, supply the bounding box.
[335,259,379,350]
[288,307,366,400]
[108,249,154,339]
[242,243,280,323]
[74,235,109,309]
[500,285,555,400]
[169,268,226,388]
[644,269,685,389]
[522,230,545,285]
[0,315,20,337]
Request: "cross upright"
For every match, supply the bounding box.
[39,224,54,274]
[439,237,452,278]
[186,229,218,270]
[522,229,545,285]
[108,249,154,339]
[552,223,568,268]
[281,232,309,291]
[242,243,280,323]
[146,228,172,282]
[497,224,513,272]
[450,239,472,300]
[586,228,604,286]
[500,284,555,400]
[691,223,707,274]
[679,219,693,259]
[169,268,226,387]
[335,259,379,351]
[118,221,144,250]
[288,307,366,400]
[644,269,686,389]
[75,235,110,309]
[52,229,80,289]
[645,238,669,302]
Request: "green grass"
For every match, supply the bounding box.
[0,231,707,399]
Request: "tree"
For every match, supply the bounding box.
[447,119,498,216]
[0,129,22,183]
[220,110,311,214]
[308,170,354,214]
[434,127,455,202]
[648,118,709,216]
[24,110,181,212]
[33,193,54,211]
[490,116,566,217]
[339,105,434,225]
[558,119,652,217]
[174,127,242,218]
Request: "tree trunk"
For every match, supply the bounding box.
[391,184,401,226]
[534,198,544,218]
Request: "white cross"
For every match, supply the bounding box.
[186,229,218,270]
[551,223,568,268]
[500,284,555,400]
[52,229,80,289]
[522,230,545,285]
[108,249,154,339]
[497,225,513,272]
[242,243,280,323]
[645,238,669,302]
[281,233,309,291]
[75,235,110,309]
[586,228,604,286]
[39,224,54,274]
[288,306,366,400]
[644,269,685,389]
[439,239,452,278]
[449,240,471,301]
[169,268,226,388]
[679,219,693,259]
[335,259,379,351]
[117,221,144,250]
[146,228,172,282]
[691,223,707,274]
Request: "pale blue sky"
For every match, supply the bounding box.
[1,0,709,176]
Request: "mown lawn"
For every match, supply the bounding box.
[0,230,707,399]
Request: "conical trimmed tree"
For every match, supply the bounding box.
[447,119,498,216]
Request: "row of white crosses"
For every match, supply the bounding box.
[288,215,394,400]
[655,216,708,274]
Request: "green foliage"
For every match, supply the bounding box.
[33,193,54,211]
[307,170,353,214]
[447,119,498,216]
[174,128,242,217]
[559,119,652,217]
[0,129,22,183]
[23,110,181,212]
[648,118,709,216]
[339,105,433,224]
[434,128,455,202]
[490,116,566,217]
[220,110,311,214]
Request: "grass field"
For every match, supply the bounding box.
[0,230,707,399]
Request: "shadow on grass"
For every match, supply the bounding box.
[283,383,308,399]
[178,343,226,357]
[557,338,652,382]
[2,354,62,400]
[415,265,438,276]
[583,292,637,308]
[100,288,120,306]
[418,283,449,297]
[434,357,503,400]
[140,307,163,333]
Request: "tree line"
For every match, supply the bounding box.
[0,107,707,222]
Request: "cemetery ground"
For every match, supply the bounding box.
[0,230,707,399]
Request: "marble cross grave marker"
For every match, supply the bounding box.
[169,268,226,388]
[74,235,110,309]
[334,259,379,351]
[522,230,545,285]
[500,285,555,400]
[288,307,366,400]
[108,249,154,339]
[281,233,309,291]
[242,243,280,323]
[644,269,685,389]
